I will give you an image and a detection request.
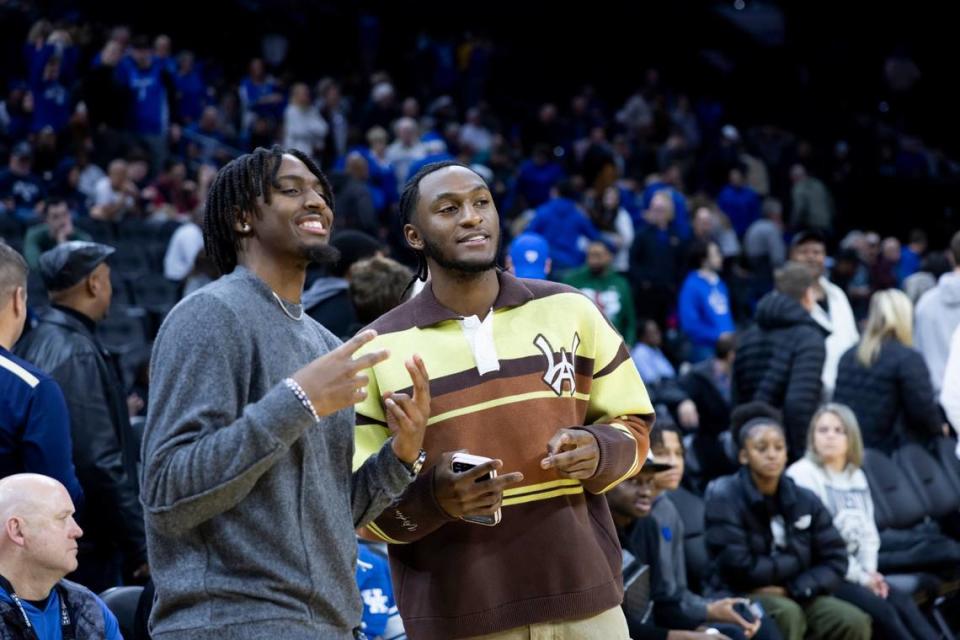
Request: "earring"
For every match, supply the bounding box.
[240,224,250,232]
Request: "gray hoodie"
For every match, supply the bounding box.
[915,271,960,393]
[140,267,412,639]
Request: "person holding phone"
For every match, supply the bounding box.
[703,404,871,640]
[353,161,655,640]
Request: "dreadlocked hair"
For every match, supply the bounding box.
[398,160,472,295]
[202,145,334,275]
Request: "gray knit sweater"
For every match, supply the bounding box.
[140,266,412,639]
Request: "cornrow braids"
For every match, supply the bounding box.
[202,145,334,275]
[397,160,471,294]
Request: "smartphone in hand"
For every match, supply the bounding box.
[451,452,501,526]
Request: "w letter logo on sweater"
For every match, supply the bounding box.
[534,333,580,396]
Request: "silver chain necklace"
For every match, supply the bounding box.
[272,291,304,321]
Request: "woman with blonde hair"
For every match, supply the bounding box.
[833,289,943,453]
[788,404,938,640]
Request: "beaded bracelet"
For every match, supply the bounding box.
[283,378,320,422]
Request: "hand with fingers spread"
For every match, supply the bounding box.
[384,354,431,464]
[433,451,525,520]
[290,329,389,418]
[540,428,600,479]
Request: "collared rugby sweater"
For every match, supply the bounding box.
[353,271,654,639]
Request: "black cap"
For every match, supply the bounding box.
[638,451,673,474]
[38,241,115,292]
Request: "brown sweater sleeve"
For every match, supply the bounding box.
[363,466,457,544]
[576,412,654,494]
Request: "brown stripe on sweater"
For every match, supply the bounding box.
[593,342,632,379]
[428,371,593,417]
[416,396,591,487]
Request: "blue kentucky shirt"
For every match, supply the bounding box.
[0,583,121,640]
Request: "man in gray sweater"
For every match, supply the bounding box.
[140,145,430,639]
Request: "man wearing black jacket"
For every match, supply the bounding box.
[732,263,826,460]
[16,241,146,593]
[608,456,744,640]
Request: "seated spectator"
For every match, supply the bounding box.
[834,289,944,453]
[0,244,82,504]
[678,333,738,485]
[283,82,328,161]
[348,256,413,328]
[588,185,634,274]
[787,404,939,640]
[632,318,677,387]
[506,232,551,280]
[91,159,139,221]
[871,237,900,290]
[515,144,565,210]
[716,164,761,238]
[650,423,780,640]
[302,230,382,338]
[331,152,378,236]
[789,164,834,237]
[704,410,871,640]
[384,117,426,184]
[22,199,91,270]
[897,229,926,283]
[743,198,786,275]
[525,179,605,274]
[0,474,122,639]
[146,158,199,220]
[563,241,636,344]
[629,189,687,329]
[678,240,734,362]
[356,541,406,640]
[0,142,46,224]
[608,455,741,640]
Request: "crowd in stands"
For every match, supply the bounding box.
[3,4,960,639]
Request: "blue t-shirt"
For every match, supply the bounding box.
[0,584,122,640]
[239,76,285,122]
[0,346,83,507]
[0,169,46,210]
[678,271,735,348]
[356,544,405,639]
[526,197,604,270]
[119,57,170,135]
[516,160,565,209]
[716,184,761,238]
[31,78,72,133]
[175,68,207,122]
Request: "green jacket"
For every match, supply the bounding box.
[563,266,637,344]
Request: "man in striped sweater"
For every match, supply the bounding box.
[354,161,655,640]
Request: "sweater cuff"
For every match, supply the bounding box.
[252,383,319,447]
[576,424,641,493]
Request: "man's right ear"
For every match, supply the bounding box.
[234,209,252,234]
[404,224,424,251]
[14,286,26,317]
[738,449,748,466]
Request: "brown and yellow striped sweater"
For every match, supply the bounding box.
[353,271,654,639]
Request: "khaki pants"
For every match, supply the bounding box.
[463,606,630,640]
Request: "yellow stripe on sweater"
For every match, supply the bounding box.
[428,391,591,426]
[502,485,585,507]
